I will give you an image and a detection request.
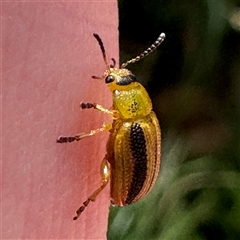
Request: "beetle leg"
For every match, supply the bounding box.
[80,102,120,119]
[56,122,112,143]
[73,157,110,220]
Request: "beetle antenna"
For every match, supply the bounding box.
[121,32,166,69]
[93,33,110,71]
[110,58,116,68]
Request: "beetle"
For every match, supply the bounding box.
[57,32,166,220]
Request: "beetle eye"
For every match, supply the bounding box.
[105,75,115,84]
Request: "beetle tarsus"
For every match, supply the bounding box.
[56,136,76,143]
[73,198,91,220]
[72,170,109,220]
[80,102,96,109]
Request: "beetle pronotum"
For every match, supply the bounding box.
[57,32,166,220]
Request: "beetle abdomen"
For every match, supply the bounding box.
[108,112,161,206]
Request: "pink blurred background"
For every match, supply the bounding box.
[2,1,118,239]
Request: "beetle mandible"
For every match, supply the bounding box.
[57,32,166,220]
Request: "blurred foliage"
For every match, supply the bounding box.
[107,0,240,239]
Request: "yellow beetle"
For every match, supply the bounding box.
[57,32,166,220]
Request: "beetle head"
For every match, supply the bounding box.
[104,68,138,92]
[92,32,166,92]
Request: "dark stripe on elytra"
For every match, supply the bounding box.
[125,123,147,204]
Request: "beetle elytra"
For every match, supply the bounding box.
[57,32,166,220]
